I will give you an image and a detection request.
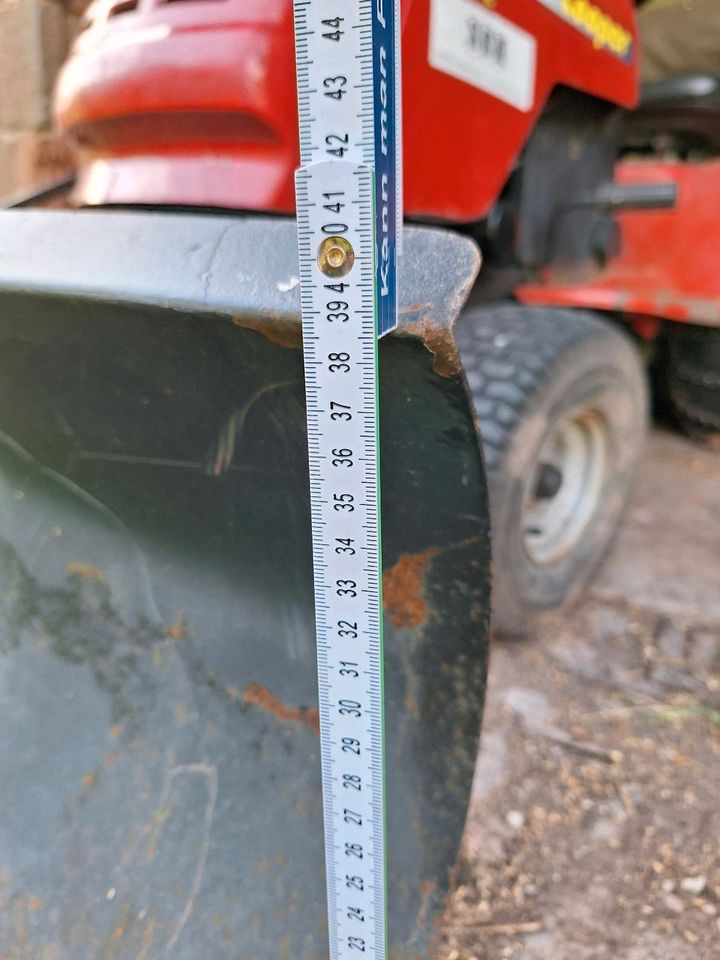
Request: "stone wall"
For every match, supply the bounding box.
[0,0,77,201]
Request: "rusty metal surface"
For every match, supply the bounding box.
[0,212,490,959]
[517,158,720,328]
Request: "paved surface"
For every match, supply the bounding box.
[441,429,720,960]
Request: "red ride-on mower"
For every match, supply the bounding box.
[1,1,706,955]
[520,74,720,442]
[53,0,674,638]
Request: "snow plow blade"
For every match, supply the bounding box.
[0,211,490,959]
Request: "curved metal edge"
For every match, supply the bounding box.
[0,211,480,352]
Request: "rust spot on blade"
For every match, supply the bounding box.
[401,315,462,378]
[244,683,319,735]
[383,547,439,629]
[167,617,188,640]
[416,879,437,929]
[232,315,302,350]
[66,563,104,581]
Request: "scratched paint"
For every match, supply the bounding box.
[243,682,320,735]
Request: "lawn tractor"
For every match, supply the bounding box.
[56,0,707,644]
[0,0,713,956]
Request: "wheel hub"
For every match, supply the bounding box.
[523,410,609,566]
[534,462,563,500]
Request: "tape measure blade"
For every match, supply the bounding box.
[293,0,400,337]
[296,159,387,960]
[293,0,375,168]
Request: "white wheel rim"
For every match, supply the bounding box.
[522,409,609,566]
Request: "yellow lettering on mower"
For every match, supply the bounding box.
[561,0,632,58]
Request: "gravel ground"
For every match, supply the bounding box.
[441,429,720,960]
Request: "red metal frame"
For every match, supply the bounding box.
[55,0,637,220]
[518,157,720,328]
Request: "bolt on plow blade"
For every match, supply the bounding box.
[0,212,489,959]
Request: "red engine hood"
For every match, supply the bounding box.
[56,0,638,220]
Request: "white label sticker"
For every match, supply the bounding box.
[429,0,537,112]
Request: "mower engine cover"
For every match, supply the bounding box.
[55,0,637,221]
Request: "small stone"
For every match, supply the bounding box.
[592,818,616,842]
[471,730,509,801]
[688,630,719,673]
[680,875,706,895]
[506,810,525,830]
[589,603,630,639]
[701,903,716,916]
[652,665,700,692]
[105,888,116,902]
[656,618,684,661]
[663,893,684,914]
[549,638,603,681]
[683,929,699,944]
[661,879,675,893]
[501,687,551,725]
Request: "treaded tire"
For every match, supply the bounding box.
[455,305,648,637]
[668,323,720,442]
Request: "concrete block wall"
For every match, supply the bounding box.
[0,0,76,201]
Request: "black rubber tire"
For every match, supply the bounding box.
[667,322,720,443]
[455,304,648,637]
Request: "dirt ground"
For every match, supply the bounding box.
[441,428,720,960]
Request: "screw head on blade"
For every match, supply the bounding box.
[317,236,355,277]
